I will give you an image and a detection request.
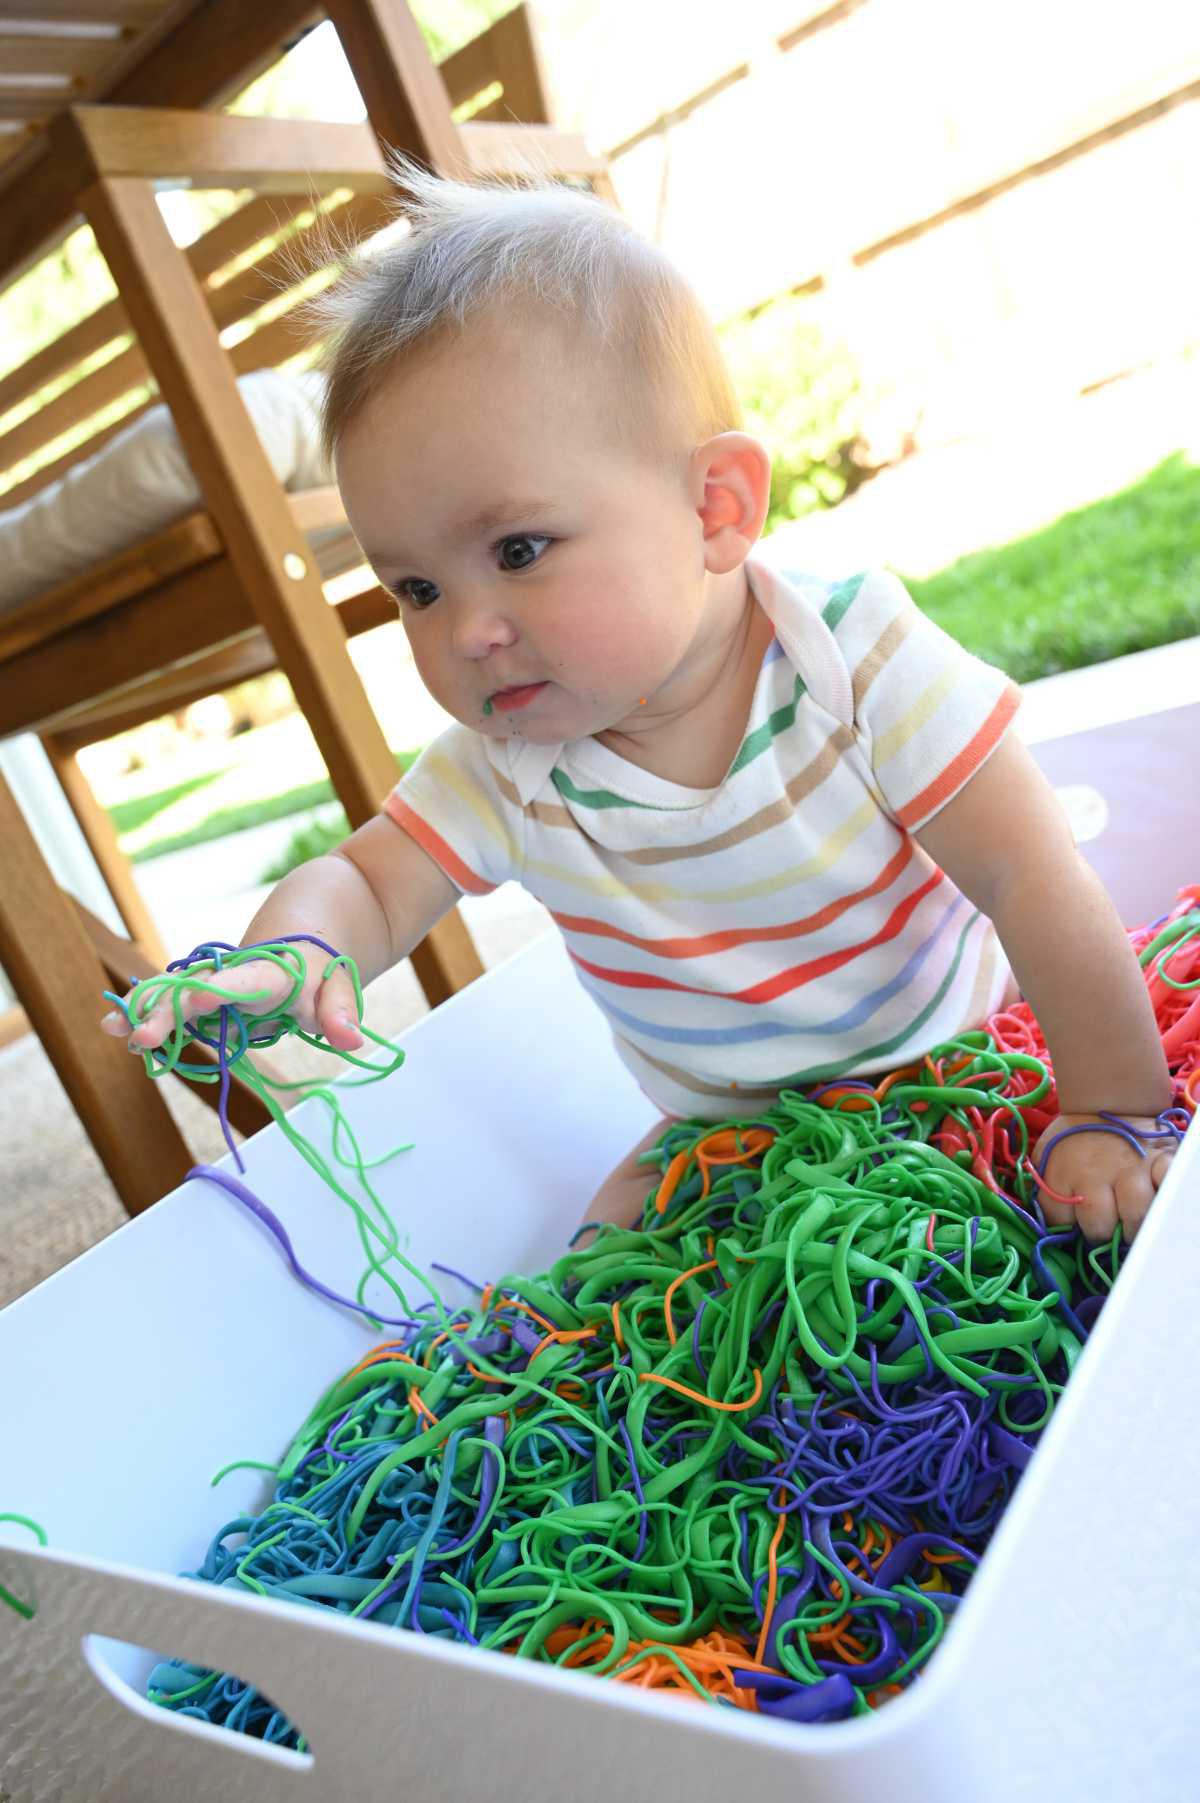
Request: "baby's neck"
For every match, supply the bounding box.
[594,565,774,789]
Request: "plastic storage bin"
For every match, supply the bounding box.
[2,933,1197,1803]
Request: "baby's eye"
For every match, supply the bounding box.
[395,577,440,608]
[496,534,551,572]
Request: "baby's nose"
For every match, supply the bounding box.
[451,597,518,659]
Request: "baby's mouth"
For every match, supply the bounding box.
[488,682,548,715]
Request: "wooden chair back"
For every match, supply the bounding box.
[0,4,554,516]
[0,3,606,1217]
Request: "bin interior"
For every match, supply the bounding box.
[2,931,1198,1803]
[0,936,657,1685]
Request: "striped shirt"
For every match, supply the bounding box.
[386,556,1021,1119]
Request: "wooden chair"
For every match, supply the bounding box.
[0,1,609,1213]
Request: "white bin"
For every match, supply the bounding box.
[2,933,1197,1803]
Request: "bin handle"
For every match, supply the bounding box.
[5,1547,327,1799]
[82,1631,314,1784]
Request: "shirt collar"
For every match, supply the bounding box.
[504,735,561,807]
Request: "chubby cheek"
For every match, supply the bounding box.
[541,577,678,700]
[404,623,460,713]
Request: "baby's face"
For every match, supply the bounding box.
[337,318,715,746]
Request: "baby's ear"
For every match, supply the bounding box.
[693,432,771,572]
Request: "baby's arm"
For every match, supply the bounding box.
[100,816,460,1053]
[915,731,1174,1241]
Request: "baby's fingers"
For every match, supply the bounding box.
[1037,1170,1119,1243]
[100,995,136,1038]
[101,961,291,1052]
[1033,1154,1086,1232]
[314,963,364,1051]
[1067,1184,1119,1244]
[1148,1145,1176,1193]
[100,984,199,1052]
[1113,1163,1155,1241]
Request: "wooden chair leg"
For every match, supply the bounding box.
[41,729,168,968]
[80,174,484,1010]
[0,772,193,1216]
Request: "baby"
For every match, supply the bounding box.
[105,165,1176,1241]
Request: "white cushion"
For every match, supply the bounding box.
[0,368,332,615]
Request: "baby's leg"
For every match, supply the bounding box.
[577,1117,674,1233]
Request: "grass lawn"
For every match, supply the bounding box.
[111,453,1199,879]
[121,759,419,865]
[908,454,1200,683]
[109,770,225,837]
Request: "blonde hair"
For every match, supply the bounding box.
[314,158,741,471]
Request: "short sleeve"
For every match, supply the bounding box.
[830,568,1020,831]
[383,724,522,894]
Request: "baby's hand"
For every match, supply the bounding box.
[1033,1113,1177,1243]
[99,945,364,1055]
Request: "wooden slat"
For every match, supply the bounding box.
[0,94,71,120]
[0,119,115,282]
[44,731,168,967]
[0,38,116,81]
[63,104,390,192]
[312,530,365,584]
[0,491,348,683]
[0,199,339,494]
[100,0,320,109]
[0,2,164,18]
[0,0,322,286]
[0,579,396,765]
[0,297,125,424]
[1,200,356,477]
[0,337,147,475]
[60,104,605,191]
[228,301,316,374]
[461,121,608,180]
[207,192,387,334]
[440,5,550,121]
[52,635,283,748]
[0,767,193,1216]
[0,195,311,425]
[0,511,221,662]
[324,0,468,178]
[0,554,254,737]
[0,396,154,509]
[53,582,397,751]
[190,192,316,282]
[287,486,345,534]
[0,122,37,158]
[7,532,363,750]
[0,2,583,294]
